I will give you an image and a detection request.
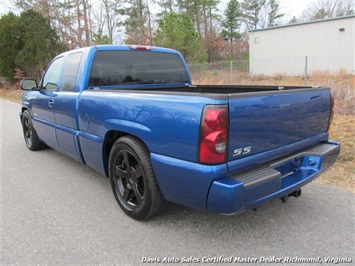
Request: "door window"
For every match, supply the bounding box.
[42,57,64,91]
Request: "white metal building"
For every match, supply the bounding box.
[249,15,355,76]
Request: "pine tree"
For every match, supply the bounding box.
[154,12,206,62]
[123,0,152,45]
[0,10,64,82]
[241,0,266,30]
[221,0,242,58]
[15,10,65,79]
[267,0,284,27]
[155,0,177,16]
[240,0,283,29]
[0,12,22,82]
[289,16,298,24]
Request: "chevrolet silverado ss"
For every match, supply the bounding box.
[20,45,340,220]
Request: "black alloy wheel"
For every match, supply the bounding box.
[109,136,165,220]
[114,149,145,211]
[23,113,33,147]
[21,110,46,151]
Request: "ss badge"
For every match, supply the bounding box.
[233,146,252,157]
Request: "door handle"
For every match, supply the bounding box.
[48,99,54,108]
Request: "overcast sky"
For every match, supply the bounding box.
[278,0,311,20]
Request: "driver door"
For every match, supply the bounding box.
[30,56,64,148]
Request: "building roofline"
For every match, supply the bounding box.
[249,14,355,33]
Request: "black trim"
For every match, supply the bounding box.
[233,166,281,189]
[229,142,340,188]
[86,85,329,100]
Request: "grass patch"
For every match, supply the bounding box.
[315,115,355,192]
[0,86,23,103]
[192,72,355,115]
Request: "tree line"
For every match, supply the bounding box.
[0,0,354,83]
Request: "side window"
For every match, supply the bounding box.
[42,57,64,91]
[60,52,82,91]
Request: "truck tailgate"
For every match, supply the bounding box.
[228,88,331,162]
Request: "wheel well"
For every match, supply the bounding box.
[103,131,127,176]
[20,107,28,118]
[103,131,150,177]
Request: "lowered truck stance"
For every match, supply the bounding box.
[20,45,340,220]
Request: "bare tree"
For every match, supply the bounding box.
[13,0,94,47]
[301,0,354,21]
[99,0,123,44]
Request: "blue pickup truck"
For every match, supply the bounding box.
[20,45,340,220]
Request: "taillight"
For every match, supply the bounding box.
[328,94,334,131]
[199,105,229,164]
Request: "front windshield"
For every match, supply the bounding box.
[89,50,189,87]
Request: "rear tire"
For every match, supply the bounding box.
[108,136,166,220]
[21,110,47,151]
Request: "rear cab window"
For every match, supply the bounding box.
[60,52,83,91]
[89,50,189,87]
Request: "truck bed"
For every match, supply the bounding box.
[83,85,331,167]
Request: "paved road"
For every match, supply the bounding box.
[1,98,354,265]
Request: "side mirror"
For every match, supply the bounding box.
[20,79,38,91]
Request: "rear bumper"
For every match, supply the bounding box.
[207,141,341,214]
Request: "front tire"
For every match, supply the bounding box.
[21,110,46,151]
[108,136,165,220]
